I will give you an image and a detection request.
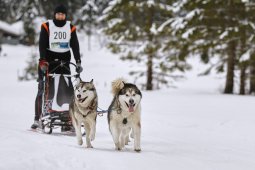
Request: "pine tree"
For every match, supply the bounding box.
[77,0,99,50]
[0,0,8,21]
[245,1,255,95]
[102,0,179,90]
[17,0,40,45]
[165,0,248,94]
[38,0,82,20]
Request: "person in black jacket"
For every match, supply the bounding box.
[31,4,83,129]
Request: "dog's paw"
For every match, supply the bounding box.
[86,145,93,148]
[115,147,122,151]
[120,143,125,149]
[77,139,83,145]
[134,148,141,152]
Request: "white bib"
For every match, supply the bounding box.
[48,20,71,53]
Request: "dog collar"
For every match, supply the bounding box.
[81,108,93,118]
[87,106,94,110]
[79,106,94,118]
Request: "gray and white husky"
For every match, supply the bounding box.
[69,79,97,148]
[108,78,142,152]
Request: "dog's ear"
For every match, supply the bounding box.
[122,81,126,86]
[90,79,94,83]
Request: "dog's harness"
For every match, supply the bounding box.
[81,106,95,118]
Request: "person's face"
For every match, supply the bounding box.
[55,12,66,20]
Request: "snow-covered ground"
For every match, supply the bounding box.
[0,36,254,170]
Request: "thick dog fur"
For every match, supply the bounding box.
[108,78,142,152]
[69,79,97,148]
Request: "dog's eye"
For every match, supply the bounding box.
[125,94,129,97]
[132,94,136,96]
[83,90,86,92]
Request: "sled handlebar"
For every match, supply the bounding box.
[45,59,80,77]
[47,59,78,68]
[48,73,80,78]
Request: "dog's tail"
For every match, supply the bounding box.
[111,78,126,95]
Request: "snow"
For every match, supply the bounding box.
[185,9,200,20]
[172,0,188,13]
[157,8,199,33]
[150,23,158,35]
[158,18,173,32]
[147,0,155,7]
[107,18,123,30]
[0,35,255,170]
[81,0,99,12]
[249,22,255,30]
[102,0,121,15]
[158,3,175,11]
[182,27,195,39]
[219,31,228,40]
[171,17,186,30]
[0,20,24,36]
[240,49,250,62]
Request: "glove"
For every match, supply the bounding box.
[76,62,83,73]
[39,59,49,72]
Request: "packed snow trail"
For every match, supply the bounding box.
[0,42,254,170]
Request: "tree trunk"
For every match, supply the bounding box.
[146,54,153,90]
[239,26,246,95]
[145,5,154,90]
[87,24,92,51]
[239,63,247,95]
[224,41,235,94]
[249,55,255,94]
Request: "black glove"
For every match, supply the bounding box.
[76,62,83,73]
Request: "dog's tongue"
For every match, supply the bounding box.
[129,105,134,112]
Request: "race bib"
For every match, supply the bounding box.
[48,20,71,53]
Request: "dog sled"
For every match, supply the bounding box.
[39,59,79,134]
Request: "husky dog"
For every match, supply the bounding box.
[69,79,97,148]
[108,78,142,152]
